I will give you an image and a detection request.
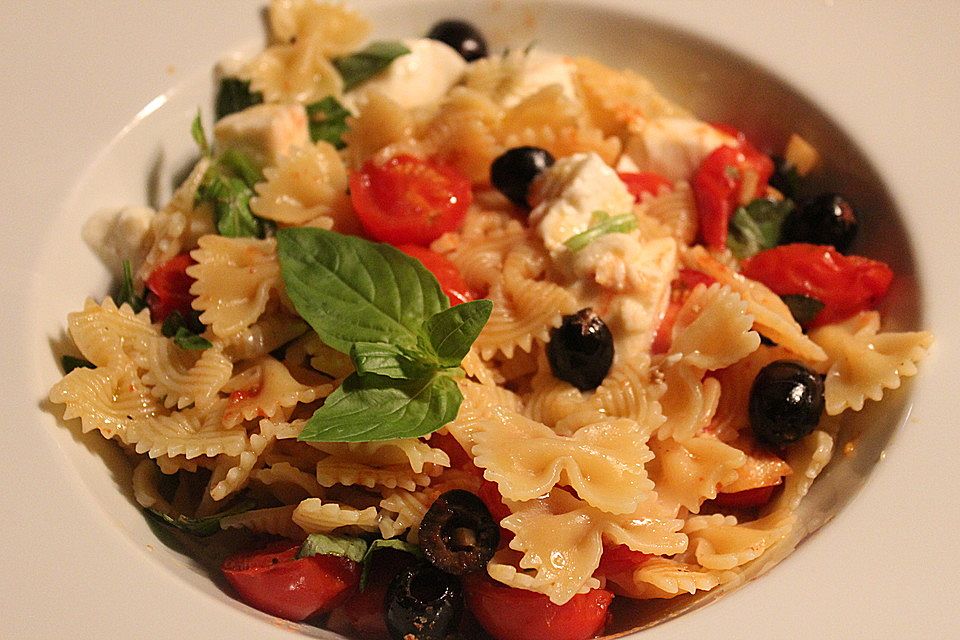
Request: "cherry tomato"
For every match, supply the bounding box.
[396,244,474,306]
[330,549,417,638]
[145,253,197,323]
[692,140,774,249]
[712,485,778,509]
[350,154,472,246]
[221,542,359,622]
[618,171,673,202]
[740,243,894,326]
[465,575,613,640]
[596,544,651,576]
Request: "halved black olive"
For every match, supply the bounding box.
[418,490,499,576]
[490,146,555,207]
[547,308,614,391]
[748,360,825,448]
[385,563,463,640]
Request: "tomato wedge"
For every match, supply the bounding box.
[596,544,652,576]
[465,575,613,640]
[221,542,359,622]
[618,171,673,201]
[692,137,774,249]
[145,252,197,323]
[350,154,472,246]
[741,243,894,326]
[396,244,474,306]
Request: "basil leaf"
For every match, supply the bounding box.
[61,355,94,374]
[422,299,493,366]
[161,312,213,350]
[306,96,351,149]
[727,198,795,260]
[298,372,461,442]
[215,77,263,121]
[200,172,264,238]
[781,294,825,327]
[351,342,438,380]
[277,227,448,354]
[191,110,211,157]
[297,532,369,562]
[564,212,637,252]
[116,259,147,313]
[145,499,255,537]
[360,539,423,590]
[334,41,411,91]
[218,148,262,188]
[172,327,212,350]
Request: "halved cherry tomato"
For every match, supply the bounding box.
[465,575,613,640]
[428,431,472,469]
[396,244,474,306]
[350,154,472,246]
[596,544,652,576]
[330,549,417,638]
[618,171,673,201]
[476,478,514,547]
[692,138,774,249]
[741,243,894,326]
[221,542,359,622]
[145,252,197,323]
[712,485,778,509]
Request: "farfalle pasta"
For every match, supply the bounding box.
[50,2,932,639]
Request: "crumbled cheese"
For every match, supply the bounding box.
[622,116,737,182]
[465,49,578,109]
[81,205,155,275]
[342,38,466,112]
[213,102,310,168]
[528,152,635,256]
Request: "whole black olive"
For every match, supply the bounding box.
[418,490,499,576]
[768,155,800,200]
[748,360,825,448]
[781,192,859,253]
[490,146,555,207]
[547,308,614,391]
[426,19,488,62]
[385,564,463,640]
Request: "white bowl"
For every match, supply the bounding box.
[3,1,959,638]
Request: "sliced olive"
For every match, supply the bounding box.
[748,360,825,448]
[385,563,463,640]
[547,308,614,391]
[418,490,499,576]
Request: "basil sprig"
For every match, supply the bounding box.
[145,498,255,537]
[117,259,147,313]
[726,197,795,260]
[306,96,351,149]
[334,41,410,91]
[277,228,492,442]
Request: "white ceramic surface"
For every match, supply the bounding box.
[2,1,959,638]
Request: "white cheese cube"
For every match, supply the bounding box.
[82,205,155,275]
[213,102,310,167]
[622,116,737,182]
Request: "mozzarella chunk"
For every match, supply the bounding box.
[342,38,466,112]
[622,117,737,182]
[465,49,578,109]
[528,152,635,255]
[213,102,310,168]
[82,205,155,275]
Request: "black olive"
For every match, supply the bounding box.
[748,360,825,448]
[490,146,555,207]
[426,19,488,62]
[418,490,499,575]
[768,155,800,200]
[781,192,859,253]
[385,564,463,640]
[547,308,614,391]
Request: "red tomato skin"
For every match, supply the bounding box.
[712,485,778,509]
[331,550,417,637]
[145,253,197,323]
[596,544,652,576]
[741,243,894,326]
[651,269,718,354]
[465,576,613,640]
[350,155,472,246]
[618,171,673,201]
[396,244,474,306]
[221,543,360,622]
[692,142,774,249]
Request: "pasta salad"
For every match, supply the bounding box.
[50,2,933,639]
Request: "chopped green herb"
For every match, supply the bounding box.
[61,355,95,374]
[215,77,263,120]
[145,498,255,537]
[334,41,411,91]
[218,148,262,188]
[161,311,212,350]
[191,110,211,157]
[296,532,369,563]
[726,197,795,260]
[564,212,637,252]
[116,259,147,312]
[198,171,265,238]
[306,96,351,149]
[781,294,825,327]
